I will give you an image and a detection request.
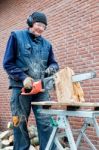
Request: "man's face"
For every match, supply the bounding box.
[30,22,46,36]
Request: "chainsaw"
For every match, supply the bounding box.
[21,71,96,95]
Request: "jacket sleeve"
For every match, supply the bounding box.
[47,44,59,72]
[3,32,27,81]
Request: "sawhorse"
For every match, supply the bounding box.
[36,107,99,150]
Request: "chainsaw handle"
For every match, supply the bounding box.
[21,80,44,95]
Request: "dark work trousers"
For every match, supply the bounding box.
[10,88,56,150]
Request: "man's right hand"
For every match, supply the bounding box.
[23,77,33,89]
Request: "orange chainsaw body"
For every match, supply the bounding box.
[21,80,44,95]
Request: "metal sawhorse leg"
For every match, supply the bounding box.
[45,115,77,150]
[38,109,99,150]
[76,117,99,150]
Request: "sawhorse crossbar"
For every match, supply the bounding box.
[37,109,99,150]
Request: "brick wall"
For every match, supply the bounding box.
[0,0,99,149]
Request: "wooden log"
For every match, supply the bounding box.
[28,125,38,138]
[64,148,70,150]
[0,139,3,149]
[54,67,85,103]
[9,135,14,144]
[29,131,37,139]
[35,146,39,150]
[1,139,10,147]
[31,137,39,146]
[0,130,13,140]
[29,145,36,150]
[28,125,37,132]
[55,68,74,103]
[2,146,13,150]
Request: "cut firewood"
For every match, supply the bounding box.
[0,139,3,149]
[28,125,38,138]
[0,125,40,149]
[0,130,13,140]
[28,125,37,132]
[2,146,13,150]
[1,139,10,146]
[31,137,39,146]
[29,145,36,150]
[35,145,39,150]
[64,148,70,150]
[29,131,36,139]
[9,135,14,144]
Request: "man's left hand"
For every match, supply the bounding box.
[45,67,56,76]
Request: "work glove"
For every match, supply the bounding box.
[45,67,56,77]
[23,77,33,89]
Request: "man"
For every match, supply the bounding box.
[3,12,59,150]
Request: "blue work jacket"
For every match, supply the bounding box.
[3,29,59,88]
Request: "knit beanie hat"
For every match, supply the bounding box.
[31,12,47,26]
